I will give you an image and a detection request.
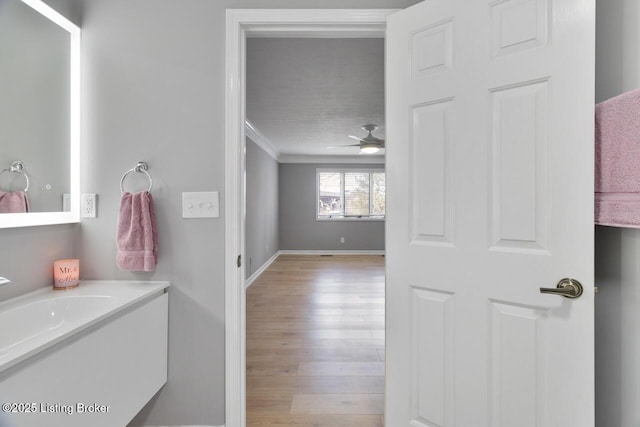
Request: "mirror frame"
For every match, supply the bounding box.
[0,0,80,228]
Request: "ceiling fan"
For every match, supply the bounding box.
[329,124,385,154]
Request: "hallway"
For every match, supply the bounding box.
[246,254,385,426]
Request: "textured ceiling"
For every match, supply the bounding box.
[246,38,385,159]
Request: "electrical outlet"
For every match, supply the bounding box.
[62,193,71,212]
[340,237,345,243]
[81,193,97,218]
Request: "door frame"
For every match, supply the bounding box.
[225,9,395,426]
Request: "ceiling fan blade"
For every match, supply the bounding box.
[327,144,362,149]
[348,135,366,142]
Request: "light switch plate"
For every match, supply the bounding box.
[182,191,219,218]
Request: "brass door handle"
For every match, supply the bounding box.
[540,278,583,299]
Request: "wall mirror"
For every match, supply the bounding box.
[0,0,80,228]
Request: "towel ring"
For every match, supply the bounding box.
[120,161,153,193]
[0,161,29,192]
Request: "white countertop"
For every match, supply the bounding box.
[0,280,170,374]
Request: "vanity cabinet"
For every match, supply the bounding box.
[0,286,168,427]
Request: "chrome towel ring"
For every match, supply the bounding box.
[120,161,153,193]
[0,161,30,191]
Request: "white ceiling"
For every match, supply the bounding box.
[246,38,385,161]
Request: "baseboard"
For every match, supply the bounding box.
[245,250,385,289]
[245,251,280,289]
[278,249,385,256]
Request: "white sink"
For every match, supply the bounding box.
[0,280,169,427]
[0,281,168,373]
[0,295,114,355]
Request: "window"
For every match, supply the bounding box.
[317,169,385,220]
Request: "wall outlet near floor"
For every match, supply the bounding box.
[340,237,345,243]
[81,193,97,218]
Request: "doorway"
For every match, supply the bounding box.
[224,9,396,426]
[244,34,386,422]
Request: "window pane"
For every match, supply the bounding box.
[372,172,385,216]
[318,172,342,216]
[344,172,370,216]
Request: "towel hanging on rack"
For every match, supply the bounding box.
[595,88,640,228]
[0,191,30,213]
[116,162,158,271]
[0,161,30,213]
[0,161,30,192]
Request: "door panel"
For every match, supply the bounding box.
[488,300,549,426]
[385,0,595,425]
[489,79,549,253]
[410,99,454,245]
[410,287,455,426]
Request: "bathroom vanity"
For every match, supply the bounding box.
[0,281,169,427]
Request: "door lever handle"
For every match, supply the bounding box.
[540,278,583,299]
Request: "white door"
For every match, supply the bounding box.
[385,0,595,426]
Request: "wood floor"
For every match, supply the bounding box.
[246,254,385,427]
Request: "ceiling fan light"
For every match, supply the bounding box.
[360,144,380,154]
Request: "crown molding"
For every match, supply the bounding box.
[244,120,280,161]
[279,154,384,164]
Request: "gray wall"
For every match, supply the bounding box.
[595,0,640,103]
[594,1,640,425]
[77,1,413,426]
[279,163,385,251]
[246,139,279,278]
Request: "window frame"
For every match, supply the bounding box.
[316,168,386,221]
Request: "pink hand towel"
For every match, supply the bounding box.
[595,88,640,228]
[0,191,30,213]
[116,191,158,271]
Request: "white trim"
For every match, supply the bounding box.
[279,249,385,256]
[249,30,386,38]
[244,249,385,289]
[225,9,246,427]
[279,154,385,164]
[246,249,385,289]
[316,167,384,172]
[236,9,394,38]
[245,120,280,161]
[225,9,394,427]
[245,251,280,289]
[316,217,385,222]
